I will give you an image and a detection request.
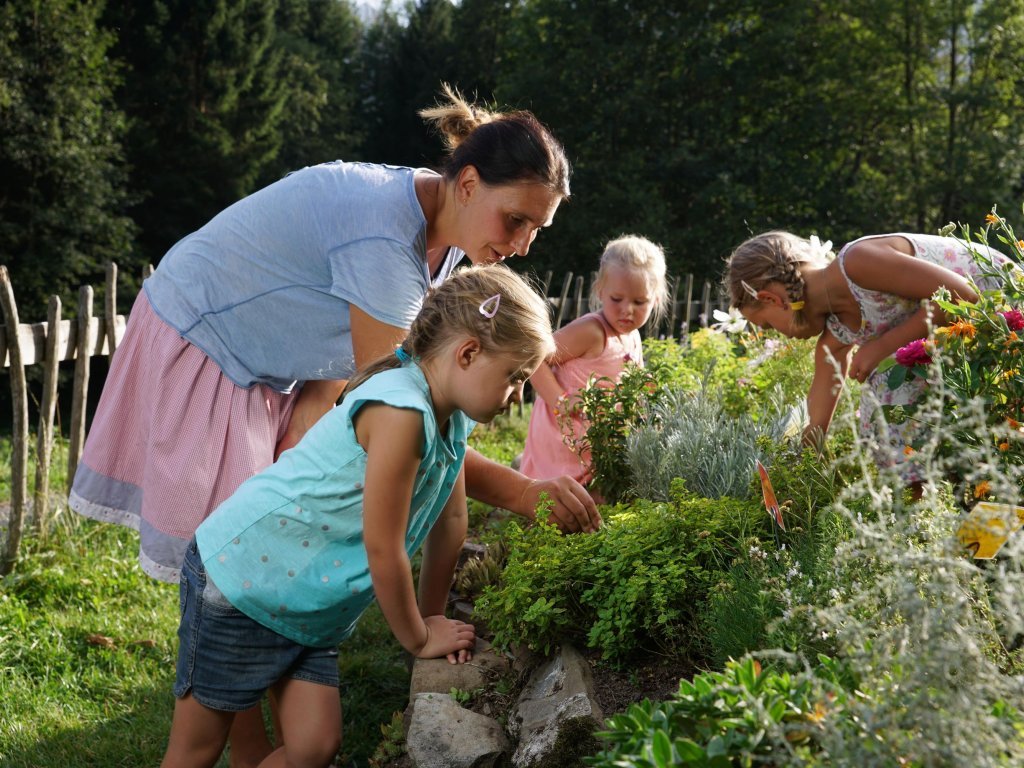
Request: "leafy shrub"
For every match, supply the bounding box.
[700,439,853,666]
[562,362,666,503]
[474,491,767,664]
[586,654,858,767]
[678,328,816,419]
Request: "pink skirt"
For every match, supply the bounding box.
[69,290,299,583]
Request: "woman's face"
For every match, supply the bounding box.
[456,169,562,265]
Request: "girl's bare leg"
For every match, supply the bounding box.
[160,693,234,768]
[257,678,342,768]
[227,702,275,768]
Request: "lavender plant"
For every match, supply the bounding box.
[626,382,800,501]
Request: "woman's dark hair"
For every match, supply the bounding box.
[419,83,570,198]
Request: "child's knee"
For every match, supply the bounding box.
[287,731,341,768]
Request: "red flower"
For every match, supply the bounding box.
[1000,309,1024,331]
[894,339,932,367]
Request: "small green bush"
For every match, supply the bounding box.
[586,654,858,768]
[475,491,767,664]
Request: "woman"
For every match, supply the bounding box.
[69,84,598,767]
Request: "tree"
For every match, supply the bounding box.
[261,0,365,181]
[103,0,287,263]
[0,0,136,318]
[357,0,457,168]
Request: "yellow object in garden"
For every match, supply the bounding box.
[957,501,1024,559]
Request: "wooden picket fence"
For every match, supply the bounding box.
[0,262,726,574]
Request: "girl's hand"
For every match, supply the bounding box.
[847,340,889,383]
[522,477,602,533]
[418,615,476,664]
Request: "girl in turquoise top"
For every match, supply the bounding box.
[160,265,555,768]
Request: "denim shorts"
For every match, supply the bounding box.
[174,538,340,711]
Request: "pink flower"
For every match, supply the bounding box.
[895,339,932,367]
[1000,309,1024,331]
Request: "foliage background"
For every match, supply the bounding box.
[4,0,1024,320]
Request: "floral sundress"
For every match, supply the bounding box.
[826,233,1013,482]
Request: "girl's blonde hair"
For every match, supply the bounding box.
[590,235,669,326]
[724,230,832,332]
[418,83,571,198]
[343,265,555,398]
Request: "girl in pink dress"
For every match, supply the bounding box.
[521,235,668,489]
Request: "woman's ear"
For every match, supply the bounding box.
[755,289,784,307]
[455,165,480,205]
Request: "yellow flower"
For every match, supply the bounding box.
[986,212,1002,224]
[974,480,991,499]
[1017,239,1024,250]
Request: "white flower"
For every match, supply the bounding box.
[711,307,748,334]
[809,234,833,261]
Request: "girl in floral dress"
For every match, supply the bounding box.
[725,230,1014,486]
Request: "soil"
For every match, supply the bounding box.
[585,651,696,718]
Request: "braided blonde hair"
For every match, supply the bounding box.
[724,231,831,332]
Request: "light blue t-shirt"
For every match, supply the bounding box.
[144,162,464,392]
[196,363,473,648]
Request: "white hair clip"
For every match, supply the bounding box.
[479,293,501,318]
[740,280,759,299]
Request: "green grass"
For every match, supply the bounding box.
[0,412,529,766]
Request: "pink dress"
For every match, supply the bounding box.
[520,312,643,482]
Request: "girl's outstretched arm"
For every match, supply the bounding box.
[805,330,852,444]
[419,466,474,663]
[359,404,475,660]
[843,236,980,381]
[529,314,606,407]
[464,448,601,532]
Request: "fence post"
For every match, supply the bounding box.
[700,280,712,327]
[105,262,118,355]
[682,274,694,334]
[571,275,585,321]
[33,295,62,536]
[68,285,93,492]
[539,269,553,296]
[665,275,681,339]
[0,266,28,575]
[554,272,573,329]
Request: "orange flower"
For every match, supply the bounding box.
[974,480,991,499]
[999,441,1010,452]
[946,320,977,339]
[903,445,915,456]
[1017,239,1024,250]
[986,212,1002,224]
[1009,417,1021,429]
